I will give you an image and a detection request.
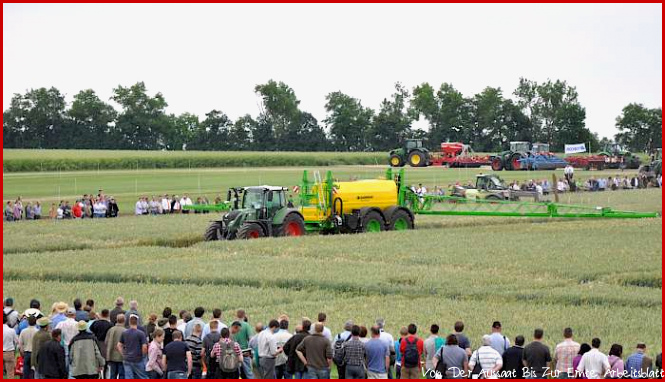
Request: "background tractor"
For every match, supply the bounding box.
[388,139,429,167]
[490,142,567,171]
[598,143,642,169]
[638,148,662,187]
[449,174,538,201]
[204,186,305,241]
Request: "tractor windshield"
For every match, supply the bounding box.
[242,189,264,209]
[406,140,423,150]
[532,143,550,153]
[510,142,530,153]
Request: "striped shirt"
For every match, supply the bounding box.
[469,346,503,376]
[554,339,580,374]
[185,334,203,366]
[342,338,366,366]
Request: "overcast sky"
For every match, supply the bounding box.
[3,3,662,139]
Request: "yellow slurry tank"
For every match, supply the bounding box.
[332,180,398,214]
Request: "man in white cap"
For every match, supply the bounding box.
[70,321,105,379]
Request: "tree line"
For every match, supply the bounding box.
[3,79,661,153]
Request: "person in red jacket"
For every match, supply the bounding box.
[72,200,83,218]
[399,323,424,379]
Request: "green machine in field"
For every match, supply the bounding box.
[190,168,659,241]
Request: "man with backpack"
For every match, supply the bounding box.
[210,328,243,379]
[3,298,19,329]
[332,320,354,379]
[399,324,424,379]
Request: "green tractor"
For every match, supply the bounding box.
[389,139,429,167]
[204,186,305,241]
[450,174,539,201]
[598,143,641,169]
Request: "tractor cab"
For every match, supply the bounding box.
[531,143,551,154]
[240,186,287,219]
[510,141,531,153]
[405,139,425,150]
[476,174,507,191]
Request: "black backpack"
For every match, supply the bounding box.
[434,346,448,379]
[403,337,420,368]
[332,334,351,366]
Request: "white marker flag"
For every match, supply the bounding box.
[565,143,587,154]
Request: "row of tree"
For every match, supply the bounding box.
[3,79,661,153]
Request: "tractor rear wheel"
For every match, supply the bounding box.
[236,223,265,240]
[276,213,306,237]
[360,211,385,233]
[491,157,503,171]
[204,222,224,241]
[408,151,427,167]
[387,209,413,231]
[389,154,405,167]
[510,153,524,171]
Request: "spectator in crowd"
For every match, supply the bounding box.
[626,343,653,379]
[553,327,580,378]
[13,199,23,221]
[149,196,161,215]
[394,326,408,379]
[365,325,390,379]
[171,195,181,213]
[489,321,511,356]
[656,353,662,375]
[36,329,67,379]
[161,194,171,214]
[145,313,158,341]
[109,297,124,325]
[5,201,14,222]
[433,334,468,379]
[163,330,192,379]
[310,312,333,342]
[572,343,591,378]
[146,328,165,379]
[107,313,131,380]
[124,300,141,329]
[177,312,191,334]
[375,318,395,378]
[332,320,353,380]
[453,321,472,358]
[49,302,68,330]
[576,338,609,379]
[296,323,333,379]
[501,335,525,379]
[275,318,293,379]
[399,323,424,379]
[18,315,38,378]
[522,328,551,378]
[74,298,88,322]
[202,320,221,380]
[283,320,311,379]
[117,314,148,379]
[257,319,281,379]
[3,313,18,379]
[48,203,57,219]
[424,324,444,375]
[185,323,204,379]
[55,307,78,371]
[3,299,19,329]
[69,320,105,379]
[107,198,119,218]
[340,325,365,379]
[73,200,83,218]
[90,309,112,368]
[164,315,178,347]
[180,194,193,214]
[203,308,226,338]
[31,317,52,379]
[210,327,242,379]
[16,299,42,335]
[607,343,624,379]
[185,307,205,339]
[25,201,35,219]
[469,335,503,379]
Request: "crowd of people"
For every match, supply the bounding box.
[3,297,663,380]
[4,191,119,222]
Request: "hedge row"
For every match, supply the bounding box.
[3,150,388,172]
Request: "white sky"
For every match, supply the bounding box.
[3,3,662,139]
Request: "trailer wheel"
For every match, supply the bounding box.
[389,154,405,167]
[387,209,414,231]
[204,222,224,241]
[276,213,306,237]
[360,211,385,233]
[237,223,265,240]
[491,157,503,171]
[408,151,427,167]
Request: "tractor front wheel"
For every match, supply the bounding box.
[408,151,427,167]
[236,223,265,240]
[360,211,385,233]
[277,213,306,237]
[204,222,224,241]
[389,154,405,167]
[491,157,503,171]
